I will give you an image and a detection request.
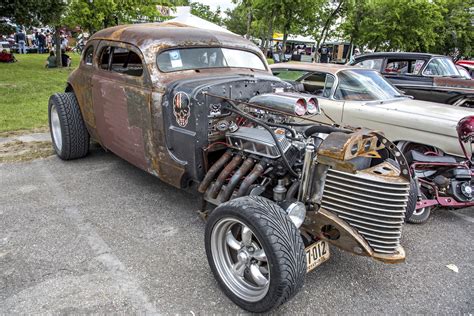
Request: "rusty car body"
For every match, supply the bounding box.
[48,23,413,312]
[349,52,474,107]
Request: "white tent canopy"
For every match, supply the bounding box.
[162,13,235,35]
[273,34,315,44]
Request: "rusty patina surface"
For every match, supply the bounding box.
[67,24,269,188]
[304,208,406,264]
[433,76,474,89]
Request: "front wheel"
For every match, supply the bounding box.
[205,196,306,313]
[407,192,431,224]
[48,92,89,160]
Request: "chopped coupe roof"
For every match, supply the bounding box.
[89,23,258,53]
[269,62,364,75]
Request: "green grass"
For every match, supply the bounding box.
[0,53,79,132]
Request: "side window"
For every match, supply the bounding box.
[110,47,143,76]
[301,72,326,94]
[322,75,335,98]
[385,59,425,75]
[355,59,382,71]
[272,69,308,81]
[100,46,112,70]
[83,46,94,65]
[385,60,409,74]
[99,46,144,77]
[411,60,425,74]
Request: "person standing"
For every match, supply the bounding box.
[46,31,52,52]
[60,35,68,51]
[37,32,46,54]
[15,30,26,54]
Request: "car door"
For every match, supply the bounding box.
[91,41,151,170]
[382,58,434,100]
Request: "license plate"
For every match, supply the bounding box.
[305,240,330,272]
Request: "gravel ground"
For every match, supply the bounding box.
[1,147,473,314]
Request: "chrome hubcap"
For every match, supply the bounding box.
[50,104,62,151]
[211,218,269,302]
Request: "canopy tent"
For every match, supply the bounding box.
[161,13,235,35]
[272,33,315,44]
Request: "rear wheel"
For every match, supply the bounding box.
[205,196,306,313]
[397,141,441,157]
[48,92,89,160]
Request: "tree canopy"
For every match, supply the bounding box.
[64,0,172,33]
[0,0,472,57]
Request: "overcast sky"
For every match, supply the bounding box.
[195,0,236,12]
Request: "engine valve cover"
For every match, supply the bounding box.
[226,127,291,158]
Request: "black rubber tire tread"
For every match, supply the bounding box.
[405,179,417,222]
[205,196,306,313]
[48,92,89,160]
[407,192,431,224]
[407,207,431,224]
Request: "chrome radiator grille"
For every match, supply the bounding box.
[321,169,409,254]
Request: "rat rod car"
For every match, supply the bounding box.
[48,24,412,312]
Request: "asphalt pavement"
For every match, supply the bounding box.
[1,147,473,314]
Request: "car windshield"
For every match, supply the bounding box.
[157,47,266,72]
[423,57,460,77]
[334,69,403,101]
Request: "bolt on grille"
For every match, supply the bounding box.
[321,169,409,254]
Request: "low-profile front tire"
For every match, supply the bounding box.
[205,196,306,313]
[48,92,89,160]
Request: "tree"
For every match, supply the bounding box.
[301,0,345,61]
[190,2,223,25]
[64,0,170,35]
[224,4,247,35]
[0,0,67,66]
[432,0,473,58]
[340,0,445,52]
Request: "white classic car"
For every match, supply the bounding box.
[270,63,474,157]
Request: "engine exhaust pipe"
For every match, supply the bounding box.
[208,155,243,199]
[221,157,256,201]
[235,161,266,198]
[198,150,233,193]
[249,93,307,116]
[278,92,320,115]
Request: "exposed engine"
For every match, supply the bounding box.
[166,76,411,260]
[431,168,473,202]
[199,92,323,205]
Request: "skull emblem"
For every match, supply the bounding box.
[173,92,191,127]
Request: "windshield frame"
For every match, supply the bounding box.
[156,46,268,73]
[333,68,405,101]
[421,57,461,77]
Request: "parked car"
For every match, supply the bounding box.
[456,65,472,79]
[348,52,474,107]
[48,24,412,312]
[456,60,474,78]
[0,41,11,53]
[270,63,474,158]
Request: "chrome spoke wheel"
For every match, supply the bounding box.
[211,218,270,302]
[50,104,62,151]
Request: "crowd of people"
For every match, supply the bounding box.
[0,28,72,67]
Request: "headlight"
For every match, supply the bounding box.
[285,202,306,228]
